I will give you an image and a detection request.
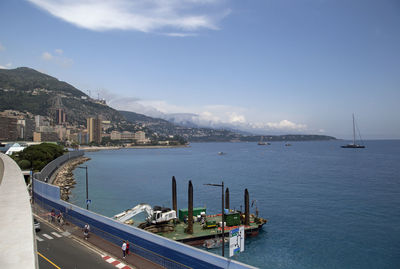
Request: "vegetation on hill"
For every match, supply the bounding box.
[0,67,337,143]
[0,67,123,125]
[11,143,65,171]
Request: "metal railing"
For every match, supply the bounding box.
[36,150,84,182]
[32,197,192,269]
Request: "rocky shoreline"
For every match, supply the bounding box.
[53,156,91,201]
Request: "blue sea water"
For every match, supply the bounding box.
[71,140,400,269]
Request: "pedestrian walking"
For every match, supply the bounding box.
[126,240,130,256]
[50,209,55,222]
[83,223,90,240]
[57,212,64,226]
[122,241,127,259]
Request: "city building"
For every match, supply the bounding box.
[87,117,102,143]
[56,108,66,125]
[33,131,59,142]
[134,131,149,143]
[0,116,18,141]
[110,130,121,140]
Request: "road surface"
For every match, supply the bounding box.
[36,220,116,269]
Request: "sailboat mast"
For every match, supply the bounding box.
[352,113,356,145]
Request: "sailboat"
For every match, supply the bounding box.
[341,114,365,148]
[258,136,266,145]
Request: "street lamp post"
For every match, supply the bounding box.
[77,166,89,210]
[204,181,225,257]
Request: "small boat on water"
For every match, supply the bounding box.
[342,114,365,148]
[258,136,266,145]
[218,152,226,155]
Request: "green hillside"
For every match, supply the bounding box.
[0,67,123,125]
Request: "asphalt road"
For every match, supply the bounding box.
[36,221,115,269]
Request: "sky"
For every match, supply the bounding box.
[0,0,399,139]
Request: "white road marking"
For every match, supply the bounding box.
[42,234,53,240]
[116,263,126,268]
[51,232,62,238]
[62,231,71,236]
[36,236,44,242]
[106,257,116,263]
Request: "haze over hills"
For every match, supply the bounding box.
[0,67,336,142]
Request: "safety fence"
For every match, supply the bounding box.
[33,155,255,269]
[35,150,84,182]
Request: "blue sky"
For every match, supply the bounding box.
[0,0,399,139]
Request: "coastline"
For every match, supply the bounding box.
[80,144,190,152]
[53,156,91,201]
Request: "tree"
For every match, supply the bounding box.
[11,143,65,171]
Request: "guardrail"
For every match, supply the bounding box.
[35,150,84,182]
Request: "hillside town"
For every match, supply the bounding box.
[0,108,173,148]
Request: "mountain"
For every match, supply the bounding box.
[0,67,123,125]
[0,67,336,142]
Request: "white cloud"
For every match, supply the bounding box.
[250,120,307,131]
[27,0,230,34]
[101,90,308,133]
[165,32,197,37]
[41,50,73,67]
[42,51,53,60]
[0,62,12,69]
[0,42,5,51]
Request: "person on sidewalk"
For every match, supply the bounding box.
[50,209,55,222]
[83,223,90,240]
[126,240,130,256]
[122,241,127,259]
[57,212,64,226]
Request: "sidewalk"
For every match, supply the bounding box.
[33,204,164,269]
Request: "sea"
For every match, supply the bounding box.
[70,140,400,269]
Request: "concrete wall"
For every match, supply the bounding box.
[0,153,37,269]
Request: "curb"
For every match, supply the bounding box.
[102,255,133,269]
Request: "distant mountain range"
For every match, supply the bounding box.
[0,67,336,142]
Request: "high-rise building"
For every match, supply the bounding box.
[55,108,67,125]
[0,116,18,141]
[87,117,102,143]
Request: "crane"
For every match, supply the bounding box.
[113,203,177,225]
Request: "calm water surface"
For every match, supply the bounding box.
[71,140,400,269]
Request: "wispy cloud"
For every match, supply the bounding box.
[164,32,198,37]
[27,0,230,35]
[41,49,73,67]
[0,42,5,51]
[100,89,309,133]
[250,120,307,131]
[42,51,53,60]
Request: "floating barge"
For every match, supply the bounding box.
[115,177,267,246]
[158,212,267,246]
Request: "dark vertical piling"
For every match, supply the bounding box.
[172,176,177,213]
[245,188,250,226]
[187,180,193,234]
[225,188,230,210]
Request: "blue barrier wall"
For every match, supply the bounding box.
[33,174,255,269]
[36,150,84,182]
